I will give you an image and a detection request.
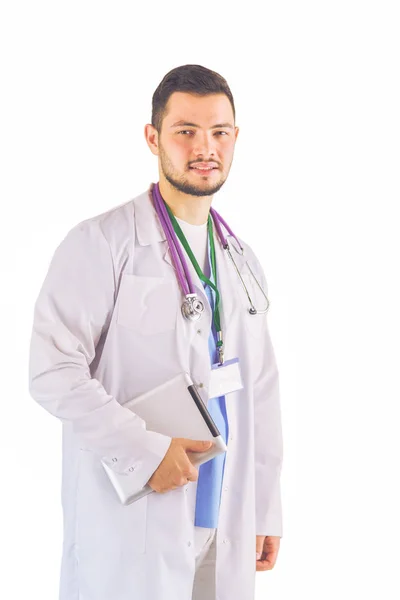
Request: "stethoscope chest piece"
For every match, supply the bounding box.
[181,294,204,322]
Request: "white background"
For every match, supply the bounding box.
[1,1,399,598]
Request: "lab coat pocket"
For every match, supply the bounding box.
[76,449,148,561]
[116,274,178,335]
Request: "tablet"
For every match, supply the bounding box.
[101,372,227,505]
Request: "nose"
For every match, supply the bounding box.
[192,131,216,158]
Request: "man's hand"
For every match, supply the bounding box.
[255,535,280,572]
[147,438,213,493]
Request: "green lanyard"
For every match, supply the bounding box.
[164,202,224,363]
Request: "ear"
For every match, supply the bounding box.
[144,123,159,156]
[234,126,239,141]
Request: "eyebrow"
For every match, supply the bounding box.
[170,120,234,129]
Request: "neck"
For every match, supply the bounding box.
[158,177,212,225]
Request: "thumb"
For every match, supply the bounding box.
[256,535,265,560]
[185,439,213,452]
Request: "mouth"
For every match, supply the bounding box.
[189,166,219,175]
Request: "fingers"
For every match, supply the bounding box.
[256,549,278,572]
[255,536,280,572]
[147,441,200,493]
[149,463,198,493]
[256,556,276,571]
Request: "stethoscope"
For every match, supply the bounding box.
[151,182,270,323]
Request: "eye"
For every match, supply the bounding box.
[177,130,229,136]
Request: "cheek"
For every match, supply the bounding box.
[170,140,191,162]
[221,145,235,165]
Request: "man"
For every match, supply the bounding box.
[29,64,283,600]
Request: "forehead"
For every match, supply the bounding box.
[163,92,234,126]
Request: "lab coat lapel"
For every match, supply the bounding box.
[134,186,209,306]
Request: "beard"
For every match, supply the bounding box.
[158,143,228,197]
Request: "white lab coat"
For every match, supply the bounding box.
[29,184,283,600]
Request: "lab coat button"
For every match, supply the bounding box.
[187,541,192,547]
[224,486,228,492]
[197,329,202,335]
[112,457,118,462]
[198,383,204,388]
[128,466,136,472]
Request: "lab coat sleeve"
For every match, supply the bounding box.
[252,262,284,538]
[28,219,172,484]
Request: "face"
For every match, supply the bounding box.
[146,92,239,197]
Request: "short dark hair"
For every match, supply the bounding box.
[151,64,236,134]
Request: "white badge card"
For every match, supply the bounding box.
[208,358,244,399]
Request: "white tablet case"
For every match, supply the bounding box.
[101,372,227,505]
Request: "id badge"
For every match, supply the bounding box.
[208,358,244,399]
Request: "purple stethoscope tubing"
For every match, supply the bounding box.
[209,206,243,253]
[151,182,243,298]
[152,183,193,296]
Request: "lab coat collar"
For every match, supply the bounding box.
[133,185,209,311]
[133,184,167,246]
[132,185,191,273]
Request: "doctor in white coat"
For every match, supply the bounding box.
[29,64,283,600]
